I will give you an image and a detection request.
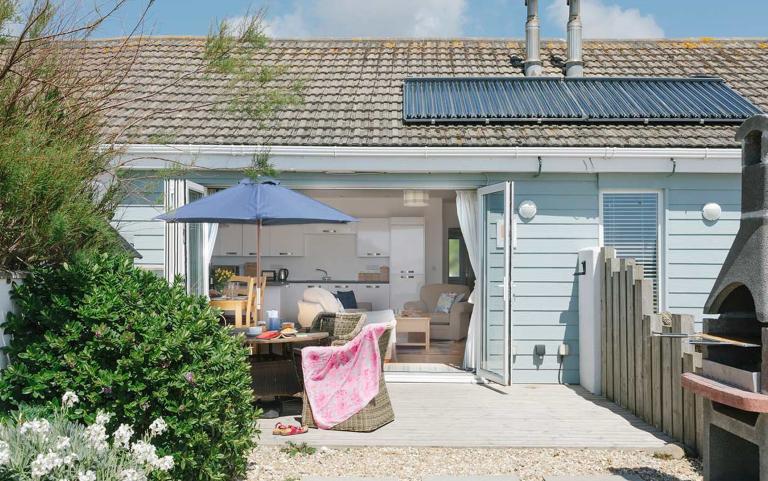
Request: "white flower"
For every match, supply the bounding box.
[61,391,79,408]
[119,468,147,481]
[55,436,71,451]
[0,441,10,466]
[31,451,64,478]
[152,455,174,472]
[20,419,51,436]
[62,453,78,466]
[84,423,108,452]
[148,417,167,437]
[78,471,96,481]
[130,440,158,466]
[95,411,113,426]
[113,423,133,449]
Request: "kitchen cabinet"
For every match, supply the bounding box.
[390,274,424,312]
[356,283,390,310]
[279,283,303,321]
[389,218,425,275]
[213,223,243,256]
[356,218,390,257]
[305,223,356,235]
[241,224,262,256]
[265,225,305,257]
[389,218,425,311]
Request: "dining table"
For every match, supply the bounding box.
[209,295,251,326]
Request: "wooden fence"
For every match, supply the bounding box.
[600,247,704,454]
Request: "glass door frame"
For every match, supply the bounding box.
[184,181,207,296]
[476,181,514,385]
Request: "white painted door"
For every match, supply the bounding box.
[476,182,514,385]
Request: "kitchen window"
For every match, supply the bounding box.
[601,191,662,308]
[447,228,474,287]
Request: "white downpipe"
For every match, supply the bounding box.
[577,247,601,394]
[0,276,23,370]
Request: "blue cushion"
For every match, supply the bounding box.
[335,290,358,309]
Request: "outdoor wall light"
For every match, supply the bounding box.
[518,200,537,220]
[702,202,722,222]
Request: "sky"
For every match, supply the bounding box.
[95,0,768,40]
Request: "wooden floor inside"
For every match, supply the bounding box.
[259,383,671,449]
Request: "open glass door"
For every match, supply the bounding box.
[185,181,206,296]
[164,180,208,294]
[476,182,513,384]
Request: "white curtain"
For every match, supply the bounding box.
[456,191,480,370]
[202,223,219,298]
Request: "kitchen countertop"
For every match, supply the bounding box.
[285,279,389,284]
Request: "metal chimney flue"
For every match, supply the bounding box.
[524,0,542,76]
[565,0,584,77]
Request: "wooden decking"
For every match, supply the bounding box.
[258,383,672,449]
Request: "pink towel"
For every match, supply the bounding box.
[301,322,393,429]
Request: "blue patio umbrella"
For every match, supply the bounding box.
[155,178,357,286]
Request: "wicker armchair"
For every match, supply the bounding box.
[309,311,367,345]
[300,323,395,432]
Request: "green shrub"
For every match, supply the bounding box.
[0,254,259,481]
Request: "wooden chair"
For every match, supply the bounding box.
[212,275,263,328]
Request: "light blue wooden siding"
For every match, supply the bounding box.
[599,173,741,332]
[112,175,165,269]
[666,177,740,330]
[510,177,599,384]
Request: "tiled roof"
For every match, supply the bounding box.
[94,37,768,148]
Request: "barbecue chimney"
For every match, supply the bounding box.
[705,115,768,322]
[565,0,584,77]
[524,0,542,76]
[682,114,768,481]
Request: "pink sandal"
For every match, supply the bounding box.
[272,422,308,436]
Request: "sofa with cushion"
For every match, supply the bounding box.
[297,287,372,329]
[403,283,472,341]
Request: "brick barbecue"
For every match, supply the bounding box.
[682,114,768,481]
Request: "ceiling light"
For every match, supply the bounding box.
[403,190,429,207]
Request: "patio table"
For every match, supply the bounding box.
[244,332,330,416]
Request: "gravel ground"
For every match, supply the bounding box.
[248,445,702,481]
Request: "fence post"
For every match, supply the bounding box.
[625,258,637,414]
[599,248,611,397]
[651,314,663,430]
[611,256,621,402]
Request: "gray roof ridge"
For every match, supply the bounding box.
[87,35,768,43]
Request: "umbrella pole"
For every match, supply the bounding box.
[257,219,262,323]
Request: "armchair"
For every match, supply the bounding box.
[404,283,472,341]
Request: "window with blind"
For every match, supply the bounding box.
[602,192,660,307]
